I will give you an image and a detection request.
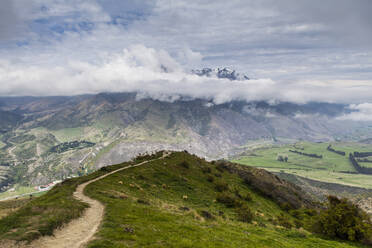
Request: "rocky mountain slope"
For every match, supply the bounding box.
[0,91,368,190]
[192,67,250,80]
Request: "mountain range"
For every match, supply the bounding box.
[0,69,370,191]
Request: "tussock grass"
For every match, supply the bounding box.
[0,151,368,247]
[84,152,366,248]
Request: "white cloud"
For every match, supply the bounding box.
[0,0,372,103]
[1,44,372,105]
[337,103,372,121]
[0,45,275,103]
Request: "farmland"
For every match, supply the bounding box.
[232,142,372,189]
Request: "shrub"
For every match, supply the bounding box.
[216,192,241,208]
[206,175,214,183]
[99,166,109,172]
[294,219,303,229]
[277,214,293,229]
[201,167,212,174]
[178,161,189,169]
[200,210,214,220]
[277,155,284,162]
[137,175,147,180]
[258,222,266,227]
[242,192,252,202]
[216,163,225,172]
[286,230,307,238]
[280,203,293,212]
[311,196,372,243]
[236,205,253,223]
[137,199,150,205]
[179,206,190,211]
[233,188,242,198]
[214,181,229,192]
[233,188,252,202]
[302,208,317,217]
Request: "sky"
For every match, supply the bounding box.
[0,0,372,113]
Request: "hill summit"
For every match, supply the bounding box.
[0,151,370,247]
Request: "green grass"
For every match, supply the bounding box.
[232,142,372,189]
[0,152,368,247]
[0,181,89,242]
[0,198,31,219]
[83,152,366,247]
[359,162,372,169]
[0,152,163,242]
[0,186,38,200]
[0,163,130,242]
[51,127,86,142]
[85,139,123,172]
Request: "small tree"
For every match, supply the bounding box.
[277,155,284,162]
[284,155,288,162]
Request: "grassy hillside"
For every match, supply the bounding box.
[232,142,372,189]
[0,152,369,247]
[0,198,31,219]
[81,152,367,247]
[0,153,162,242]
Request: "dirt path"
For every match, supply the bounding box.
[7,153,167,248]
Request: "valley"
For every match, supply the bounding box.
[1,93,371,199]
[1,94,372,247]
[1,1,372,247]
[232,142,372,213]
[232,142,372,189]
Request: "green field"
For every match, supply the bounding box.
[359,162,372,169]
[232,142,372,189]
[50,127,87,142]
[0,186,39,200]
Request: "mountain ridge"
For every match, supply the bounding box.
[0,93,368,191]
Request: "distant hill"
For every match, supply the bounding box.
[360,138,372,144]
[0,110,22,132]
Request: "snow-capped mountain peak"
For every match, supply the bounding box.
[192,67,249,81]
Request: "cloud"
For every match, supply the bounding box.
[337,103,372,121]
[1,44,372,105]
[0,0,372,102]
[0,0,22,40]
[0,45,274,103]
